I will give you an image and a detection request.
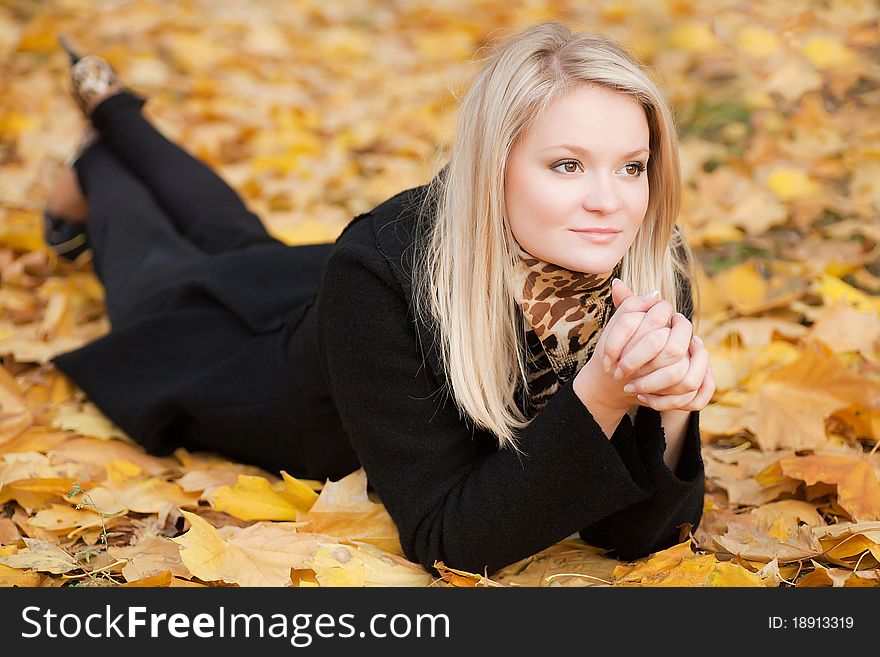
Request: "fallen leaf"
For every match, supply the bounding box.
[210,474,312,520]
[0,538,79,574]
[712,516,824,562]
[172,510,321,587]
[779,453,880,521]
[108,535,191,582]
[51,402,130,441]
[296,468,401,554]
[121,570,173,587]
[306,541,432,587]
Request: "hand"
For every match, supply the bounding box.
[629,336,716,412]
[574,285,666,413]
[605,278,715,412]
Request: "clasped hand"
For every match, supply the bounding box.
[586,278,715,413]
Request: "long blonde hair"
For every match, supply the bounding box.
[411,21,700,452]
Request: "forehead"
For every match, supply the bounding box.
[522,85,649,148]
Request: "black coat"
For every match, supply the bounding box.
[51,179,705,575]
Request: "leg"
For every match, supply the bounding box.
[73,138,207,327]
[88,91,283,254]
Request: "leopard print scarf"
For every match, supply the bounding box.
[512,242,622,415]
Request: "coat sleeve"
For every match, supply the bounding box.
[314,217,697,575]
[578,253,706,561]
[578,407,705,560]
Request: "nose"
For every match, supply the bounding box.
[581,174,621,214]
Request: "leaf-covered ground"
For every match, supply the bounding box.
[1,0,879,587]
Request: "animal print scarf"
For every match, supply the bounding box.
[511,242,622,414]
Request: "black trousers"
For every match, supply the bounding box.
[72,90,284,326]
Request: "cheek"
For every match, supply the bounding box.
[505,164,535,232]
[624,182,650,226]
[506,166,562,228]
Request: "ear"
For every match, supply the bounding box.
[611,277,635,308]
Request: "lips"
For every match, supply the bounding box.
[572,229,620,244]
[571,228,621,234]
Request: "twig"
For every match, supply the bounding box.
[545,572,613,585]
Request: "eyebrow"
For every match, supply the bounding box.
[540,144,650,158]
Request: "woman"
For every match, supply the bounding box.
[48,22,715,576]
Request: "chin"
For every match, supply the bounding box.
[561,252,620,275]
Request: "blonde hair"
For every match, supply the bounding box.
[411,21,700,452]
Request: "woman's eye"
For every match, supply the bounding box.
[623,162,647,176]
[552,160,581,174]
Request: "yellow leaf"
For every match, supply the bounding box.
[752,500,825,542]
[121,571,173,587]
[0,478,90,513]
[70,478,200,516]
[814,274,880,314]
[735,26,780,58]
[296,468,401,554]
[0,427,69,456]
[0,545,34,588]
[0,110,39,136]
[210,474,301,521]
[172,511,320,587]
[109,536,191,582]
[170,577,206,587]
[780,454,880,522]
[51,402,130,441]
[742,341,880,451]
[0,557,44,587]
[691,221,743,246]
[711,261,768,315]
[612,541,696,583]
[279,471,319,510]
[813,521,880,563]
[29,503,101,532]
[714,517,824,562]
[802,36,857,69]
[766,167,821,201]
[706,561,767,587]
[49,437,175,476]
[809,300,880,355]
[307,541,432,587]
[0,538,79,574]
[106,459,144,485]
[667,23,720,53]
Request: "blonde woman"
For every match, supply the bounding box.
[48,22,714,576]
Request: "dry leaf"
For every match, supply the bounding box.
[172,510,321,587]
[109,535,191,582]
[0,538,79,574]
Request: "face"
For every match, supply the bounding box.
[504,85,651,274]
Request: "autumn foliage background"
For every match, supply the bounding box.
[0,0,879,587]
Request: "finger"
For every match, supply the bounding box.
[607,299,673,377]
[600,291,662,371]
[686,364,716,408]
[610,278,633,309]
[627,337,709,395]
[643,358,715,411]
[636,388,699,411]
[614,326,672,382]
[614,308,688,380]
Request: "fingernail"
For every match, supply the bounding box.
[603,356,611,372]
[613,367,623,380]
[694,336,703,346]
[645,289,660,299]
[623,384,636,393]
[611,277,620,286]
[637,394,647,402]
